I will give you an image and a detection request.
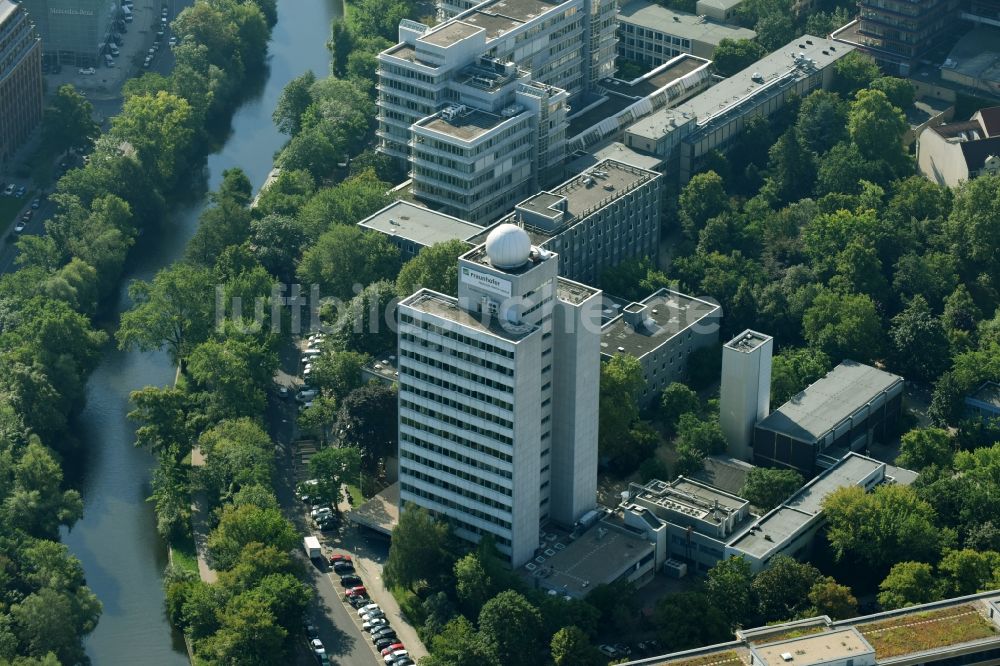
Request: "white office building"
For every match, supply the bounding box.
[397,224,603,566]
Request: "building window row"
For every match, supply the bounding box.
[400,448,513,495]
[402,365,514,405]
[400,315,515,358]
[402,483,513,530]
[400,383,514,427]
[402,471,512,515]
[401,416,513,462]
[401,400,513,446]
[401,433,512,478]
[401,335,515,377]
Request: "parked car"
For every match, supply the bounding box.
[361,608,385,621]
[14,221,26,233]
[310,638,326,657]
[78,67,96,74]
[346,586,367,598]
[357,603,380,617]
[598,644,621,658]
[142,57,151,68]
[317,516,337,531]
[14,186,25,198]
[340,574,362,587]
[384,650,409,664]
[2,184,13,196]
[381,643,405,656]
[363,617,389,632]
[333,561,354,574]
[169,36,177,46]
[329,553,352,564]
[349,595,370,609]
[371,628,397,642]
[21,210,32,221]
[296,388,318,403]
[125,13,132,21]
[305,623,319,640]
[375,637,397,651]
[30,198,40,209]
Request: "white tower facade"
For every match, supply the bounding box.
[720,330,773,461]
[397,224,601,567]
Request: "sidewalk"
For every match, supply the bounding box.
[190,446,218,584]
[325,492,427,662]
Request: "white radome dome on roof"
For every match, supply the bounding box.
[485,223,532,269]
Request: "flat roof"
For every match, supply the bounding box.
[725,329,771,353]
[942,27,1000,85]
[698,0,743,10]
[437,0,559,41]
[730,453,885,558]
[755,361,903,444]
[627,35,852,140]
[567,142,665,172]
[418,108,514,141]
[557,277,600,305]
[347,482,399,536]
[516,159,657,231]
[401,290,538,341]
[751,629,873,666]
[358,201,481,247]
[526,521,654,598]
[0,0,18,25]
[420,20,482,46]
[362,351,399,383]
[617,1,756,44]
[601,289,719,359]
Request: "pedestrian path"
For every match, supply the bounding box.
[189,446,218,584]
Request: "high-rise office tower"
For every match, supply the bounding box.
[0,0,43,167]
[396,224,602,566]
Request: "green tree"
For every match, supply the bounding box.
[833,51,881,98]
[298,395,338,445]
[333,382,398,475]
[598,355,645,460]
[869,76,915,111]
[752,555,823,622]
[10,587,100,665]
[207,504,299,570]
[43,85,100,154]
[848,89,908,164]
[309,350,368,402]
[802,289,884,363]
[272,70,315,135]
[5,438,83,538]
[253,168,315,218]
[128,385,202,458]
[478,591,543,666]
[877,561,940,609]
[946,175,1000,293]
[896,428,954,471]
[712,39,765,76]
[889,295,950,382]
[187,336,278,420]
[384,506,454,590]
[551,625,602,666]
[422,617,490,666]
[739,467,804,511]
[297,225,400,300]
[823,485,943,569]
[308,446,361,513]
[198,593,286,666]
[295,169,392,239]
[653,592,730,650]
[770,347,831,406]
[942,284,983,339]
[454,553,493,620]
[660,382,701,433]
[248,214,307,282]
[185,197,252,268]
[679,171,730,239]
[396,239,469,298]
[808,579,857,620]
[676,413,726,457]
[116,263,215,371]
[328,19,353,76]
[706,556,755,627]
[199,419,274,508]
[767,127,816,204]
[937,549,1000,597]
[110,90,195,189]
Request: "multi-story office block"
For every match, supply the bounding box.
[357,201,481,259]
[471,159,663,285]
[625,36,853,182]
[721,330,773,461]
[617,0,756,64]
[20,0,118,67]
[378,0,616,221]
[397,223,602,566]
[0,0,43,167]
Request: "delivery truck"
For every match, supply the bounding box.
[304,535,322,560]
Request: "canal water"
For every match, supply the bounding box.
[60,0,340,662]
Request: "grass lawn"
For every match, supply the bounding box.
[170,530,200,576]
[858,605,999,659]
[664,650,740,666]
[346,483,365,506]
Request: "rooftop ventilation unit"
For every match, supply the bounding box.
[781,654,794,662]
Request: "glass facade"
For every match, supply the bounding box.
[21,0,119,66]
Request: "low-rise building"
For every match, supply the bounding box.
[624,35,853,182]
[0,0,43,167]
[753,361,904,476]
[357,201,481,259]
[619,452,917,576]
[620,590,1000,666]
[617,0,757,64]
[695,0,744,22]
[917,106,1000,187]
[966,381,1000,422]
[938,28,1000,99]
[600,288,720,407]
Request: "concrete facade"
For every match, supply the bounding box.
[357,201,481,259]
[617,0,756,64]
[721,330,773,462]
[396,225,602,566]
[0,0,43,167]
[20,0,119,67]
